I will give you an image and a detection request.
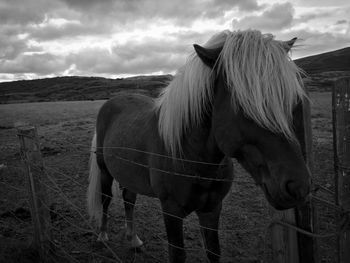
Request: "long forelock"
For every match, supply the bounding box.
[219,30,306,140]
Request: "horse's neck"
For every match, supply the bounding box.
[181,118,224,166]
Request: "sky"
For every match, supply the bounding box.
[0,0,349,82]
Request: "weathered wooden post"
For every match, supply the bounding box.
[332,77,350,263]
[294,95,319,263]
[270,95,319,263]
[17,126,51,262]
[270,208,299,263]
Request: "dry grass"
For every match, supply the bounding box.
[0,91,338,262]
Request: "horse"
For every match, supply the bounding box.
[87,29,311,263]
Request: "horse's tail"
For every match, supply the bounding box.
[87,131,102,225]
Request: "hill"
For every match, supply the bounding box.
[0,47,349,104]
[294,47,350,91]
[0,75,173,104]
[295,47,350,74]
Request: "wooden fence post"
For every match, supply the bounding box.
[294,95,319,263]
[332,77,350,263]
[17,126,51,262]
[270,208,299,263]
[270,95,319,263]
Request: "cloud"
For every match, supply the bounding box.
[335,20,347,25]
[294,10,333,24]
[0,0,263,52]
[0,21,223,78]
[232,3,295,31]
[0,35,28,60]
[202,0,262,19]
[0,53,67,75]
[1,0,349,82]
[28,20,112,41]
[0,25,43,60]
[81,31,222,75]
[66,37,192,75]
[0,0,62,25]
[294,0,350,7]
[58,0,262,25]
[278,29,350,58]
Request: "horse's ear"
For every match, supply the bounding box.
[284,37,297,52]
[193,44,222,68]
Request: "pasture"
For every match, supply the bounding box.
[0,91,336,262]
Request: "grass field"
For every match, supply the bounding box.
[0,91,338,262]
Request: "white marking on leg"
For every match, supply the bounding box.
[125,221,143,248]
[130,234,143,248]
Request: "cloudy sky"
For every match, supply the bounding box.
[0,0,349,82]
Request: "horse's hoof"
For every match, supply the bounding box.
[127,234,143,248]
[97,232,109,242]
[132,234,143,248]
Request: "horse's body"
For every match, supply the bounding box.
[96,94,157,197]
[88,29,311,263]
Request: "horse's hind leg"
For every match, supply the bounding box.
[196,203,222,263]
[97,170,113,242]
[122,188,143,248]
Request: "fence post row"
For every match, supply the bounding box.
[332,77,350,263]
[17,126,51,262]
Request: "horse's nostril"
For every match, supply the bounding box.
[285,180,301,200]
[284,180,310,201]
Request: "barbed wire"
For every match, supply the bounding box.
[313,183,335,195]
[68,141,228,167]
[0,181,25,192]
[269,219,344,239]
[32,188,123,262]
[8,162,123,262]
[22,162,274,262]
[9,141,350,232]
[92,150,236,183]
[43,210,120,263]
[32,163,265,235]
[36,141,253,185]
[33,157,350,240]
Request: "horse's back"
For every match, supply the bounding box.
[96,92,159,196]
[97,92,154,134]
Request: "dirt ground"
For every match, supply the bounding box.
[0,92,338,262]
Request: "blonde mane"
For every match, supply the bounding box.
[155,29,306,155]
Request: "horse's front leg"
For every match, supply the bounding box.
[196,203,222,263]
[161,199,187,263]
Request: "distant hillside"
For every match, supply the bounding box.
[295,47,350,74]
[1,47,350,103]
[294,47,350,91]
[0,75,173,104]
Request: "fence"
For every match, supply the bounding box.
[0,79,349,262]
[332,78,350,263]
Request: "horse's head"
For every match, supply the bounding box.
[194,31,310,210]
